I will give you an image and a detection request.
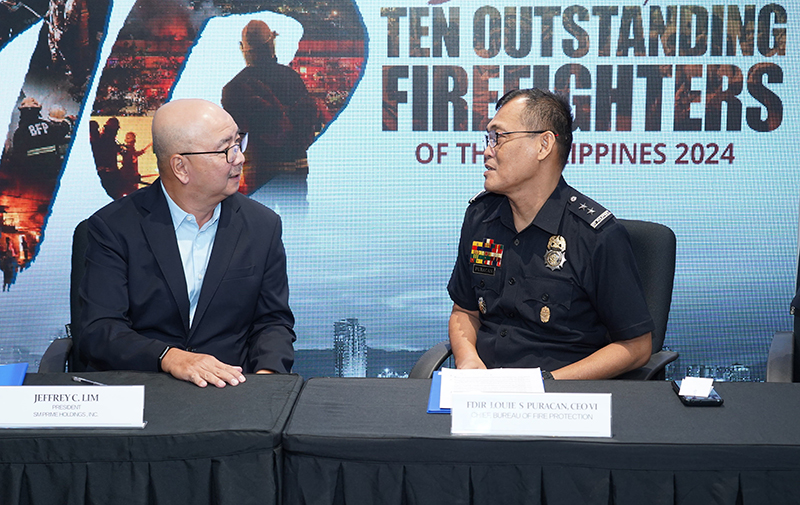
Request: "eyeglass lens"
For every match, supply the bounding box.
[484,131,497,149]
[226,133,248,163]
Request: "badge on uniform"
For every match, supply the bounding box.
[544,235,566,271]
[540,306,550,323]
[478,296,487,314]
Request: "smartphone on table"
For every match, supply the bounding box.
[672,379,724,407]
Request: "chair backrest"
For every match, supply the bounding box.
[616,219,676,353]
[68,219,89,372]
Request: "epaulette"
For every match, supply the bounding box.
[567,192,614,229]
[468,190,490,204]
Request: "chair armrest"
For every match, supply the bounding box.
[766,331,794,383]
[38,337,72,373]
[614,349,679,381]
[411,343,679,381]
[408,341,452,379]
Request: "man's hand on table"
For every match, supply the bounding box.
[455,355,487,370]
[160,348,247,388]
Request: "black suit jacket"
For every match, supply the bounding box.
[78,180,295,373]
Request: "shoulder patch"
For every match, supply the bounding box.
[468,190,490,204]
[567,192,614,229]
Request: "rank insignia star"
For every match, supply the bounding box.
[569,197,613,229]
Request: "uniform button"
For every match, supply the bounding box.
[514,239,520,246]
[508,277,516,285]
[541,293,549,302]
[508,311,515,318]
[500,330,508,337]
[479,280,485,288]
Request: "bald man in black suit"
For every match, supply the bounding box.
[79,99,296,387]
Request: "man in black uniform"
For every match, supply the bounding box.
[221,19,316,196]
[447,89,654,380]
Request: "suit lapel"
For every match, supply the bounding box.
[190,195,243,335]
[139,180,191,335]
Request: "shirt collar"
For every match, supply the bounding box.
[531,176,569,235]
[483,176,569,235]
[161,183,221,231]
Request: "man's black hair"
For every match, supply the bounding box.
[496,88,573,167]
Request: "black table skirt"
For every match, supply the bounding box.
[1,450,277,505]
[284,457,800,505]
[283,378,800,505]
[0,372,302,505]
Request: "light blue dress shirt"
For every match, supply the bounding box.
[161,185,221,328]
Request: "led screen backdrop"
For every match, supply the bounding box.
[0,0,796,380]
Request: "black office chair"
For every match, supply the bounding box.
[766,261,800,382]
[409,219,679,380]
[38,219,89,372]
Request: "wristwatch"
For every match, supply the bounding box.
[158,346,172,372]
[541,370,554,380]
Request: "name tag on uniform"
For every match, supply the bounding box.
[0,386,145,428]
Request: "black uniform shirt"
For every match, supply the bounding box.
[447,177,655,371]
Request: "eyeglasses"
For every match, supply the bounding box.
[179,132,248,164]
[484,130,555,149]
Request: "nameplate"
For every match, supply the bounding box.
[0,386,146,428]
[451,392,612,438]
